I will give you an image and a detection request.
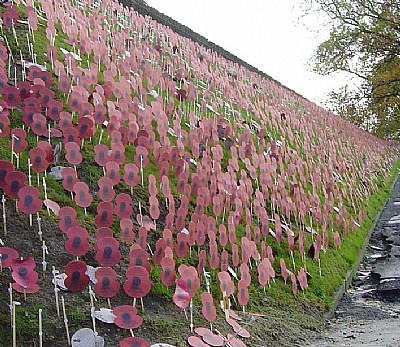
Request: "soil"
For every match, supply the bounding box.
[311,173,400,347]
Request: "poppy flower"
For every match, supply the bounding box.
[73,181,93,208]
[97,176,115,203]
[0,115,10,138]
[29,147,49,173]
[217,271,235,297]
[22,105,40,127]
[226,318,251,338]
[152,238,166,265]
[65,142,82,166]
[95,227,113,240]
[178,266,200,298]
[65,226,90,257]
[0,160,14,189]
[0,43,8,61]
[123,265,151,299]
[17,81,31,100]
[120,218,135,243]
[113,305,143,329]
[160,257,176,287]
[94,267,120,299]
[119,337,149,347]
[95,237,121,267]
[93,104,106,124]
[58,206,79,233]
[68,91,83,112]
[61,167,78,192]
[63,127,82,147]
[0,246,19,269]
[77,116,95,139]
[137,227,148,251]
[78,102,93,118]
[175,232,189,258]
[3,86,21,108]
[201,292,217,323]
[17,186,42,215]
[134,146,149,169]
[95,201,114,228]
[110,143,125,165]
[129,245,151,273]
[226,335,246,347]
[64,260,90,292]
[4,170,26,199]
[105,161,120,186]
[59,112,73,133]
[94,144,110,167]
[173,279,190,309]
[11,258,38,287]
[114,193,133,219]
[58,74,71,93]
[187,336,209,347]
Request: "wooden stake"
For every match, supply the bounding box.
[61,296,70,345]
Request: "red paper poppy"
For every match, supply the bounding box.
[68,91,83,113]
[58,206,79,233]
[58,74,71,93]
[201,330,223,346]
[298,268,308,292]
[93,104,106,124]
[63,127,81,147]
[0,43,8,61]
[95,237,121,267]
[21,105,39,127]
[187,336,208,347]
[76,116,95,140]
[4,170,26,199]
[36,86,54,106]
[119,337,149,347]
[134,146,149,168]
[231,244,239,268]
[17,81,31,100]
[17,186,42,214]
[11,258,38,287]
[94,267,120,299]
[137,227,148,251]
[123,163,139,187]
[201,292,217,323]
[173,279,190,309]
[29,147,49,173]
[120,218,135,243]
[152,238,166,265]
[61,167,78,192]
[0,115,10,138]
[226,318,250,338]
[95,201,114,227]
[237,280,250,307]
[12,281,40,294]
[113,305,143,329]
[3,85,21,107]
[66,226,90,257]
[114,193,133,219]
[64,260,90,292]
[160,257,176,287]
[175,232,189,258]
[65,142,82,166]
[94,144,110,167]
[37,141,53,163]
[209,245,220,271]
[73,181,93,208]
[110,143,125,165]
[97,177,115,203]
[27,66,41,81]
[95,227,113,240]
[0,160,14,189]
[123,265,151,298]
[0,246,19,268]
[129,245,151,273]
[226,335,246,347]
[179,266,200,298]
[59,112,73,133]
[78,102,94,118]
[218,271,235,297]
[105,161,120,186]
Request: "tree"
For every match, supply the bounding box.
[305,0,400,140]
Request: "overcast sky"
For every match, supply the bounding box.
[144,0,352,106]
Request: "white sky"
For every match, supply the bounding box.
[144,0,352,106]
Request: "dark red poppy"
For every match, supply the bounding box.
[178,266,200,298]
[65,226,90,257]
[21,105,39,127]
[97,177,115,203]
[0,247,19,269]
[11,258,38,287]
[64,260,90,292]
[217,271,235,297]
[93,104,106,124]
[37,86,54,106]
[298,268,308,292]
[0,114,10,138]
[63,127,82,147]
[173,279,190,309]
[95,201,114,227]
[129,245,151,273]
[175,232,189,258]
[0,160,14,189]
[119,337,149,347]
[78,102,93,118]
[134,146,149,169]
[29,147,49,173]
[4,170,26,199]
[114,193,133,219]
[120,218,135,243]
[73,181,93,208]
[3,86,21,108]
[27,66,42,81]
[77,116,95,140]
[94,144,110,167]
[209,244,220,271]
[110,143,125,165]
[152,238,166,265]
[9,128,27,154]
[95,237,121,267]
[94,267,120,299]
[113,305,143,329]
[0,43,8,61]
[123,265,151,299]
[65,142,82,166]
[37,141,54,163]
[68,91,83,112]
[105,161,120,185]
[17,186,42,215]
[58,206,79,233]
[95,227,113,240]
[61,167,78,192]
[58,112,73,133]
[231,244,239,268]
[17,81,31,100]
[137,227,148,251]
[201,292,217,323]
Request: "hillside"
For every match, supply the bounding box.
[0,0,399,346]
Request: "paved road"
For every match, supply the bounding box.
[312,173,400,347]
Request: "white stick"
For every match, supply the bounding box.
[39,309,43,347]
[42,177,49,216]
[61,297,70,345]
[52,267,60,317]
[42,241,47,274]
[37,212,42,241]
[190,299,193,332]
[2,195,6,236]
